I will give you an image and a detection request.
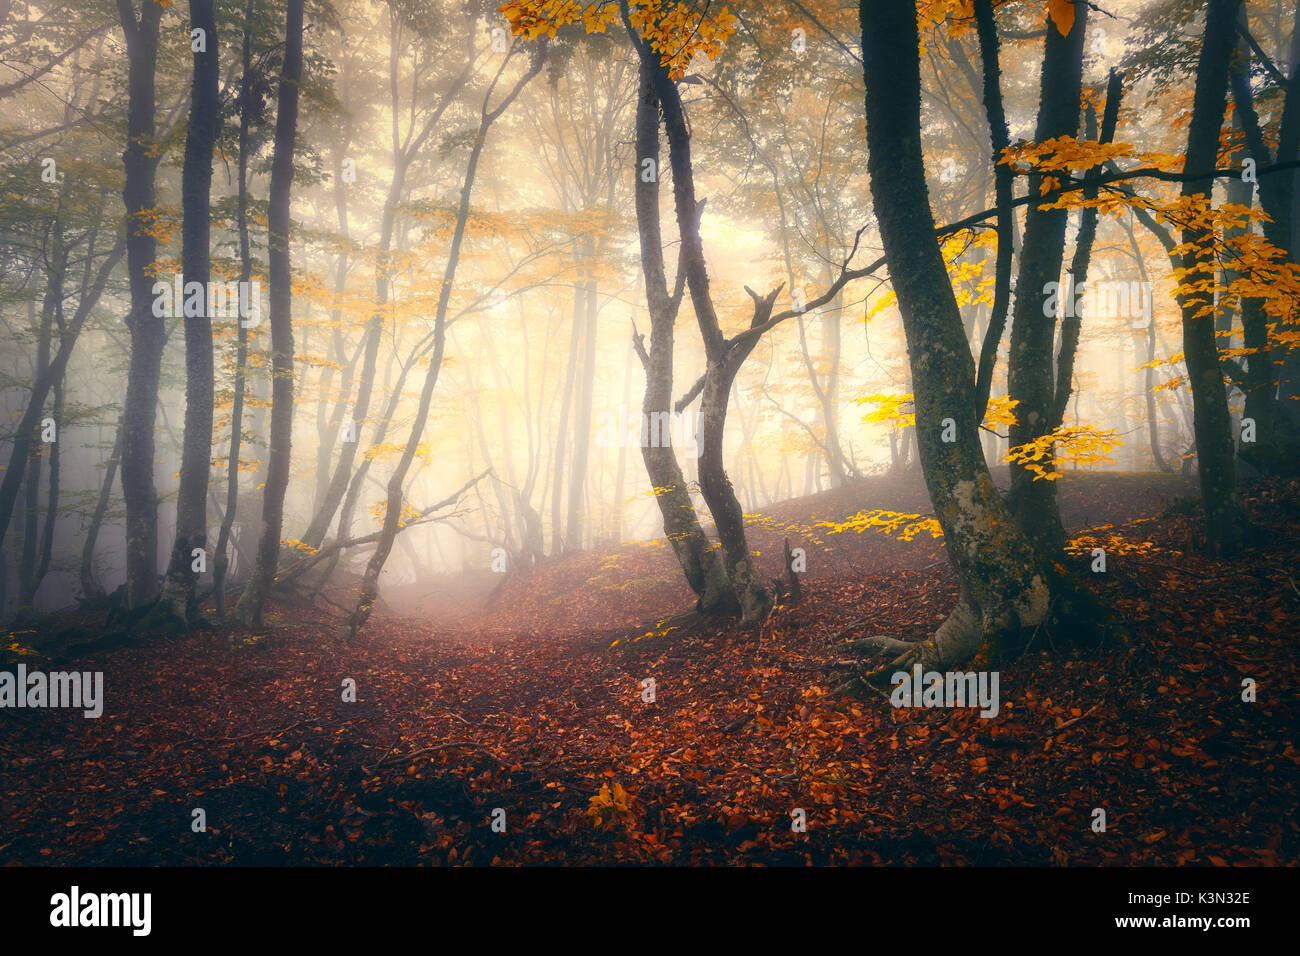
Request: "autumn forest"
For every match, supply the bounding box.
[1,0,1298,889]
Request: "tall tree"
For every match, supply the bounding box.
[640,28,775,623]
[161,0,220,623]
[1228,6,1300,472]
[343,42,547,639]
[1005,0,1088,557]
[970,0,1013,422]
[212,0,261,616]
[854,0,1106,681]
[630,59,737,616]
[116,0,165,609]
[1177,0,1247,554]
[236,0,305,625]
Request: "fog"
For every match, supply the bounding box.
[0,0,1282,625]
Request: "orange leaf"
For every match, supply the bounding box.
[1048,0,1076,36]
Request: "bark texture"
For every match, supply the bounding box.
[858,0,1106,683]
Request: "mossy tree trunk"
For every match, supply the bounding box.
[857,0,1106,682]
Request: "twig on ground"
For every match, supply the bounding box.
[377,741,503,766]
[1044,702,1102,743]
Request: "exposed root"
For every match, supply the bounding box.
[837,635,918,657]
[832,566,1127,700]
[861,592,984,690]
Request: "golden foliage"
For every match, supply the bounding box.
[586,781,631,827]
[1066,522,1168,557]
[500,1,738,78]
[816,510,943,542]
[1003,425,1123,481]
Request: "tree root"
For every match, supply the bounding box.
[829,593,984,698]
[837,635,918,656]
[863,593,984,689]
[830,567,1127,700]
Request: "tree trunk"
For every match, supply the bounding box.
[630,59,735,616]
[315,103,355,513]
[116,0,164,609]
[1228,13,1300,472]
[34,374,63,598]
[1005,0,1088,558]
[971,0,1013,422]
[612,337,633,541]
[1118,216,1172,472]
[213,0,257,617]
[820,299,847,486]
[695,296,777,624]
[1178,0,1247,554]
[549,267,582,554]
[1051,69,1124,430]
[565,239,600,550]
[235,0,304,625]
[81,414,124,598]
[857,0,1106,682]
[161,0,220,623]
[18,431,42,609]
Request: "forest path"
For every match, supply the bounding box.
[391,470,1200,639]
[2,473,1296,865]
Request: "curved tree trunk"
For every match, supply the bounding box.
[694,297,778,624]
[630,58,736,617]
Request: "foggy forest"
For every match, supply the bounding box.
[0,0,1297,874]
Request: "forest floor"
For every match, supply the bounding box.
[3,471,1298,866]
